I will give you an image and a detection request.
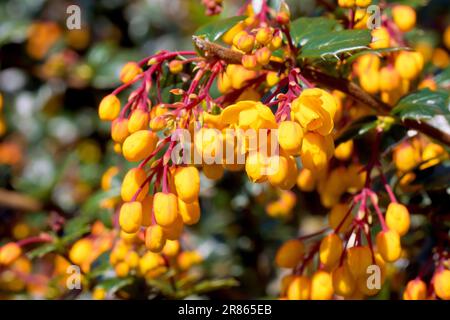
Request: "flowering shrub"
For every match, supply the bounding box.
[0,0,449,300]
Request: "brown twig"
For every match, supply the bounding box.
[0,189,42,211]
[192,37,450,146]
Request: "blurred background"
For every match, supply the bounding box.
[0,0,449,299]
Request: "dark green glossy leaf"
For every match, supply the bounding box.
[299,29,372,59]
[392,89,450,120]
[290,17,339,47]
[27,243,57,259]
[194,16,245,42]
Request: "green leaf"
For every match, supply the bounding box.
[392,89,450,120]
[194,16,245,42]
[290,17,339,48]
[97,277,134,293]
[299,29,372,60]
[27,243,57,259]
[435,67,450,88]
[335,115,378,145]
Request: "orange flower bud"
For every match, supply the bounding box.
[278,121,303,155]
[121,168,149,202]
[287,276,311,300]
[174,166,200,203]
[319,233,343,268]
[202,163,224,180]
[0,242,22,266]
[169,60,183,74]
[122,130,157,162]
[128,109,150,133]
[311,270,334,300]
[267,154,298,190]
[434,269,450,300]
[376,229,401,262]
[119,201,143,234]
[392,5,416,32]
[275,239,305,268]
[120,62,142,84]
[346,246,372,278]
[255,27,273,45]
[385,203,410,236]
[332,264,356,297]
[241,54,258,70]
[98,94,120,121]
[69,238,93,265]
[111,118,129,143]
[334,140,354,161]
[328,203,353,232]
[403,279,427,300]
[296,168,316,192]
[162,214,184,240]
[145,225,166,253]
[255,47,271,66]
[153,192,179,227]
[162,240,180,257]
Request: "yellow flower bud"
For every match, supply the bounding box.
[393,143,421,172]
[121,168,149,202]
[101,166,119,191]
[287,276,311,300]
[370,27,390,49]
[338,0,355,8]
[319,233,343,268]
[177,251,203,271]
[169,60,183,74]
[145,225,166,253]
[334,140,354,161]
[269,34,283,50]
[139,252,165,275]
[392,5,416,32]
[296,167,316,192]
[275,239,305,268]
[245,151,269,183]
[359,68,380,94]
[255,47,271,66]
[300,132,334,172]
[385,203,410,236]
[115,261,130,277]
[119,62,142,84]
[178,198,200,225]
[122,130,158,162]
[149,116,167,131]
[140,195,153,226]
[125,251,139,268]
[128,109,150,133]
[268,154,298,190]
[376,229,401,262]
[69,239,93,265]
[395,51,424,80]
[355,54,380,76]
[266,71,280,87]
[255,27,273,45]
[332,264,356,297]
[162,214,184,240]
[241,54,258,70]
[233,31,255,53]
[346,246,372,278]
[379,67,401,91]
[162,240,180,257]
[311,270,334,300]
[222,21,245,45]
[356,0,371,8]
[403,279,427,300]
[111,118,129,143]
[0,242,22,266]
[292,88,337,136]
[153,192,179,227]
[174,166,200,203]
[119,201,143,234]
[92,287,106,300]
[278,121,303,155]
[434,269,450,300]
[98,94,120,121]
